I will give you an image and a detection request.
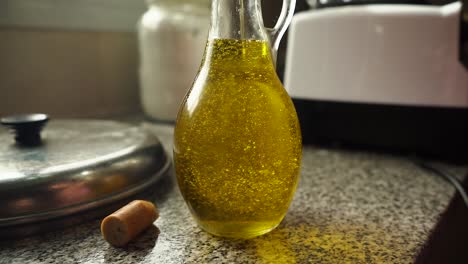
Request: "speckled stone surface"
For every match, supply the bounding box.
[0,121,466,264]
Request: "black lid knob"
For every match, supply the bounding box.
[1,114,49,147]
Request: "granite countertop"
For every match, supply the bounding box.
[0,121,466,264]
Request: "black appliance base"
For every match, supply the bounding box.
[293,99,468,164]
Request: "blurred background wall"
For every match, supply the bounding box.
[0,29,140,118]
[0,0,309,118]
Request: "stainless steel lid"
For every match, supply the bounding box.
[0,118,170,234]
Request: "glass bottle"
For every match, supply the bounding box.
[174,0,301,239]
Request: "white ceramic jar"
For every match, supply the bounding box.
[138,0,210,121]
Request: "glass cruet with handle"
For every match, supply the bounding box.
[173,0,301,239]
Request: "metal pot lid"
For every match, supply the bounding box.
[0,117,170,229]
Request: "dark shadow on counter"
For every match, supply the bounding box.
[416,176,468,264]
[104,225,160,263]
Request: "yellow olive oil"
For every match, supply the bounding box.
[174,39,302,239]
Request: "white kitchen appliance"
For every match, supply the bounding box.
[285,0,468,161]
[138,0,210,122]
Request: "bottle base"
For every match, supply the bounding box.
[196,220,280,239]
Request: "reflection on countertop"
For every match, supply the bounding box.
[0,120,466,263]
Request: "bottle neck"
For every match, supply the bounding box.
[209,0,268,41]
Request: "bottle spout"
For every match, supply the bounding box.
[266,0,296,65]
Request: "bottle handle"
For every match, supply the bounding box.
[266,0,296,64]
